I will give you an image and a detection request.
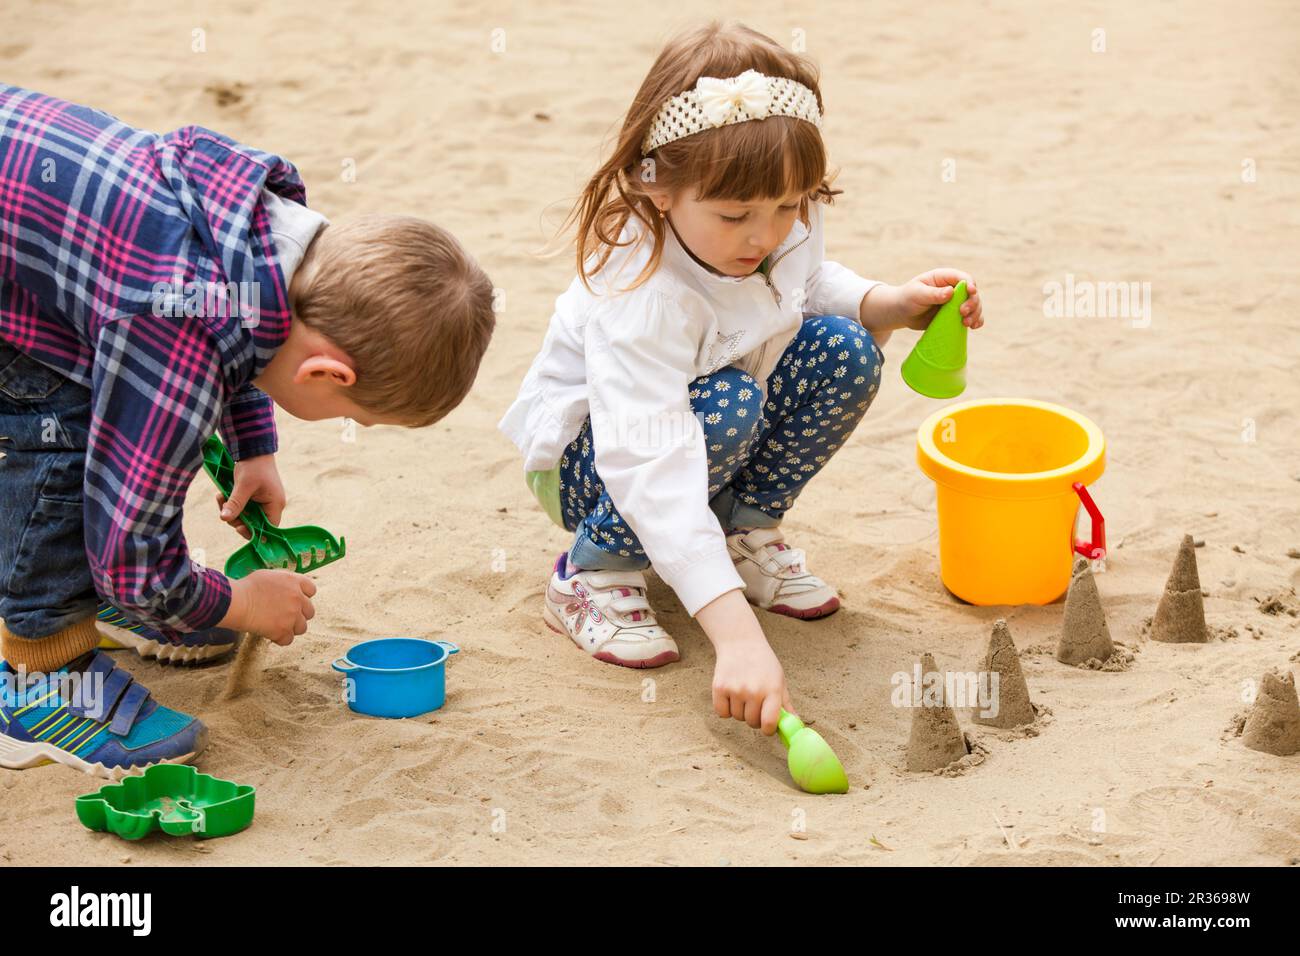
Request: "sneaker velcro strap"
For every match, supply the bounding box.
[737,528,785,550]
[608,595,653,617]
[583,570,648,591]
[68,651,132,722]
[772,547,807,573]
[735,529,804,574]
[108,680,152,735]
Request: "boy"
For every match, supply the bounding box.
[0,86,495,777]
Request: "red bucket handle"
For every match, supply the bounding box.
[1072,481,1106,560]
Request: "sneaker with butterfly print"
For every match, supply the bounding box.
[542,553,679,668]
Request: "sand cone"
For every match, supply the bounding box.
[1057,558,1114,665]
[1150,534,1208,643]
[900,281,968,399]
[973,619,1036,728]
[1242,670,1300,756]
[906,653,970,771]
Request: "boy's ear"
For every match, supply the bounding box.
[294,355,356,387]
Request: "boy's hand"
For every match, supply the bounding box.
[217,453,287,537]
[696,589,794,735]
[220,569,317,645]
[859,269,985,338]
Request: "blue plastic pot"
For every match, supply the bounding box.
[331,638,459,719]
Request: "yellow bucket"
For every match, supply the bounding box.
[916,398,1107,606]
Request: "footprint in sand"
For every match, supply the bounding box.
[204,82,249,109]
[313,464,367,483]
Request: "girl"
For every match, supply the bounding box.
[500,21,984,736]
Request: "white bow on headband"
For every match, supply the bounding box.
[695,69,772,125]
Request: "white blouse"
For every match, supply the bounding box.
[499,200,879,616]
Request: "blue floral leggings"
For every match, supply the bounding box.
[558,314,884,571]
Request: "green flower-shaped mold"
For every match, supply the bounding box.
[76,764,255,841]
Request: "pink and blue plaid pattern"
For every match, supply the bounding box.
[0,85,306,635]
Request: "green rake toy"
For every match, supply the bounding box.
[201,434,346,580]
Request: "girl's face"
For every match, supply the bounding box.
[654,187,804,277]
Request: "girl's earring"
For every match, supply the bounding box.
[657,206,666,220]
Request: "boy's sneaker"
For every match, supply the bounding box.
[0,650,208,780]
[96,602,240,664]
[542,553,679,668]
[726,528,841,620]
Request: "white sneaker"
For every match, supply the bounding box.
[542,553,680,668]
[726,528,841,619]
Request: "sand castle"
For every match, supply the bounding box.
[973,619,1036,729]
[1150,534,1209,643]
[1057,558,1115,665]
[906,653,971,771]
[1241,670,1300,756]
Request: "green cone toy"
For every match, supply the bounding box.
[778,709,849,794]
[901,280,968,399]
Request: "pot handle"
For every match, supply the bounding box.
[434,641,460,658]
[1071,481,1106,560]
[331,657,358,673]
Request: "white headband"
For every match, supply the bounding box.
[641,68,823,155]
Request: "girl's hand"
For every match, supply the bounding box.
[217,453,287,538]
[893,268,984,331]
[712,638,792,736]
[696,589,794,735]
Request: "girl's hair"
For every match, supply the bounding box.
[564,20,841,293]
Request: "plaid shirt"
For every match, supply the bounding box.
[0,86,305,636]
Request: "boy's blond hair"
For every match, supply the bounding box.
[291,215,495,427]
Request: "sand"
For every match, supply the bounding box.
[2,1,1299,866]
[973,620,1036,730]
[1058,559,1116,666]
[1151,535,1210,644]
[905,654,970,772]
[221,632,265,701]
[1240,670,1300,757]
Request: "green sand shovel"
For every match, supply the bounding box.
[778,709,849,794]
[201,435,346,580]
[901,280,969,399]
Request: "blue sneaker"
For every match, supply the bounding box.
[0,651,207,779]
[96,603,241,664]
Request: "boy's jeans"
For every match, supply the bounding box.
[0,342,97,639]
[557,314,884,570]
